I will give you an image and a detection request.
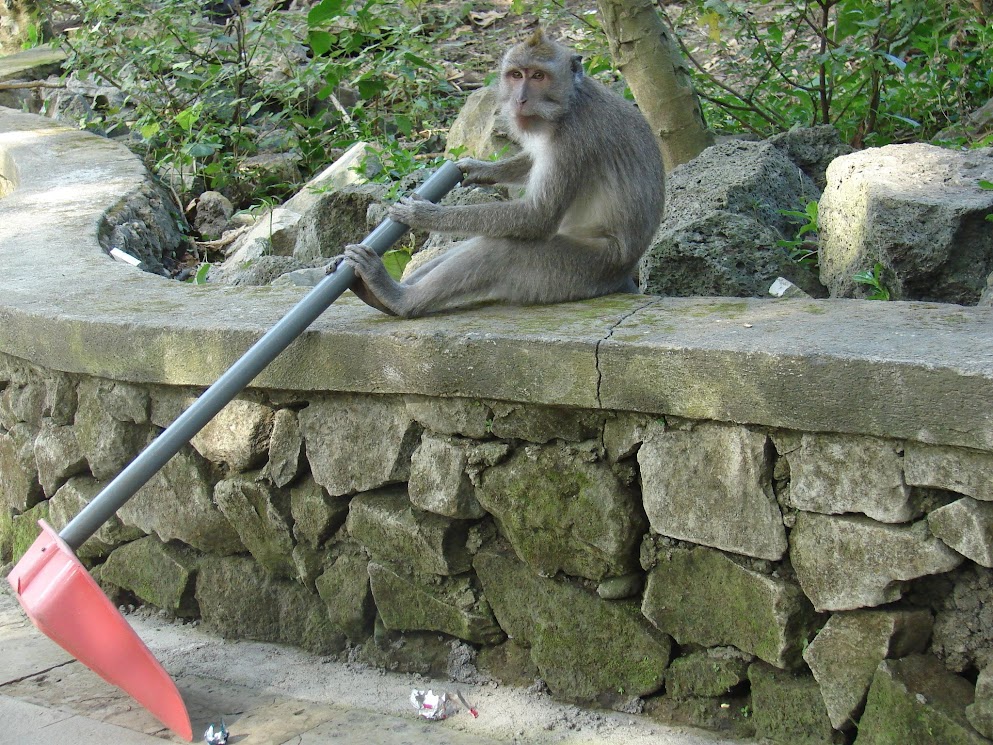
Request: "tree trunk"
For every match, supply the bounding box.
[596,0,713,172]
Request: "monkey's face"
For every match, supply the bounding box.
[500,63,570,134]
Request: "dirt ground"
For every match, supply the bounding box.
[0,585,747,744]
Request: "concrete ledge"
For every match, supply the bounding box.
[2,107,993,450]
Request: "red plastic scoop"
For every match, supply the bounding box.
[9,521,193,739]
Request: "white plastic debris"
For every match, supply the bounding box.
[204,721,229,744]
[109,247,142,267]
[410,689,456,720]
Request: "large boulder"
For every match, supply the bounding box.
[293,184,385,262]
[786,434,921,523]
[74,378,150,480]
[802,609,933,730]
[289,475,349,547]
[99,536,200,617]
[191,398,274,472]
[818,144,993,303]
[407,433,506,519]
[0,423,42,511]
[214,472,295,577]
[117,446,243,554]
[345,487,471,575]
[443,85,515,160]
[768,125,855,191]
[639,139,822,298]
[33,418,86,497]
[904,442,993,502]
[368,561,503,644]
[196,554,346,655]
[315,549,375,641]
[748,662,842,745]
[967,664,993,739]
[47,476,143,561]
[928,497,993,567]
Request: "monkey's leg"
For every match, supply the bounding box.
[344,240,501,317]
[346,235,632,317]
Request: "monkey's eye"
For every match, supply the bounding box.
[531,71,545,81]
[509,70,524,80]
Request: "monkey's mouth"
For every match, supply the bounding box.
[513,113,543,131]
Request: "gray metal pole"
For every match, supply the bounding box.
[60,160,463,550]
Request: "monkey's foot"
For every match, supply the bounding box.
[342,243,401,316]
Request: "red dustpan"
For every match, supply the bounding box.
[6,161,463,741]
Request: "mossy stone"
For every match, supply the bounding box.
[856,655,988,745]
[749,662,842,744]
[474,545,671,704]
[99,536,200,617]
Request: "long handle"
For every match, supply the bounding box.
[60,160,463,550]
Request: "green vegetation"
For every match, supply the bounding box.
[40,0,465,208]
[777,201,820,269]
[30,1,993,214]
[664,0,993,147]
[853,261,892,300]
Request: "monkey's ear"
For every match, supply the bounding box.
[571,54,584,76]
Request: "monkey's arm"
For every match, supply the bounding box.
[390,163,576,240]
[390,194,566,240]
[457,153,532,186]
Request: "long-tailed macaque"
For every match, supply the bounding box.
[339,28,665,317]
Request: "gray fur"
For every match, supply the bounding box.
[342,31,665,318]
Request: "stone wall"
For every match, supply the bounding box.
[4,108,993,744]
[4,352,993,743]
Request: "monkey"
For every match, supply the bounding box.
[337,28,665,318]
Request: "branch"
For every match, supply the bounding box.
[0,80,65,90]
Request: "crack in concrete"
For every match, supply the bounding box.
[594,297,661,407]
[0,659,76,688]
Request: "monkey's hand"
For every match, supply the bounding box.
[324,255,345,275]
[456,157,496,186]
[388,195,441,229]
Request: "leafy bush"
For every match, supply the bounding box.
[44,0,461,207]
[664,0,993,146]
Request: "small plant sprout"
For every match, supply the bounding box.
[777,201,819,268]
[853,262,891,300]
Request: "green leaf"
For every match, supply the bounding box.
[979,180,993,191]
[139,121,161,139]
[881,52,906,71]
[403,52,435,70]
[308,29,334,56]
[175,105,201,133]
[185,142,219,157]
[382,248,411,280]
[394,114,413,137]
[357,77,387,99]
[191,262,211,284]
[307,0,348,26]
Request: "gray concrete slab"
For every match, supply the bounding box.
[0,695,169,744]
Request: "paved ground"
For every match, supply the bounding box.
[0,585,747,745]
